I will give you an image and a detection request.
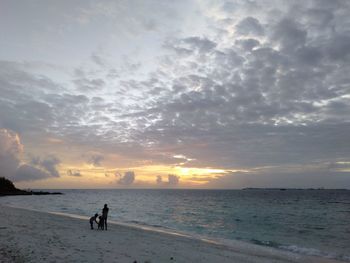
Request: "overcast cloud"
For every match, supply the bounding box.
[0,0,349,188]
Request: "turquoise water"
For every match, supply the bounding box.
[1,189,349,261]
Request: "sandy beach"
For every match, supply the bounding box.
[0,205,344,263]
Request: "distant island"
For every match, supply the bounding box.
[0,177,62,196]
[242,187,348,191]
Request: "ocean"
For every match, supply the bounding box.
[1,189,349,261]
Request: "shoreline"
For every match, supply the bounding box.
[0,205,345,263]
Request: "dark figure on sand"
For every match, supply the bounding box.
[102,204,109,230]
[98,215,104,230]
[89,213,98,230]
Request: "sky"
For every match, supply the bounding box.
[0,0,350,189]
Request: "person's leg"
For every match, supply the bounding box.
[104,218,107,230]
[90,221,93,229]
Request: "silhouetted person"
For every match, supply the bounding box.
[102,204,109,230]
[89,213,98,230]
[98,215,104,230]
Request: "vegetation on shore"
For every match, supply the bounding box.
[0,177,62,196]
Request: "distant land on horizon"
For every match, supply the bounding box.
[0,177,62,196]
[242,187,349,191]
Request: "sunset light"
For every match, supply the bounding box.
[1,1,350,262]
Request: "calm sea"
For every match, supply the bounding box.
[1,189,349,261]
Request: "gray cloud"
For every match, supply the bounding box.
[67,169,82,177]
[118,171,135,185]
[235,17,264,36]
[14,164,52,182]
[156,174,180,187]
[123,1,350,174]
[1,0,350,187]
[235,38,260,51]
[73,77,106,91]
[271,18,307,51]
[0,129,22,179]
[182,37,217,53]
[0,129,61,182]
[156,175,163,184]
[167,174,180,186]
[86,154,104,167]
[31,156,61,178]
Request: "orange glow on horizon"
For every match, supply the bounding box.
[15,163,239,189]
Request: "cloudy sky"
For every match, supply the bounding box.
[1,0,350,189]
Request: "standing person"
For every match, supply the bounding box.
[102,204,109,231]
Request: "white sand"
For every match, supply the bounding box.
[0,205,343,263]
